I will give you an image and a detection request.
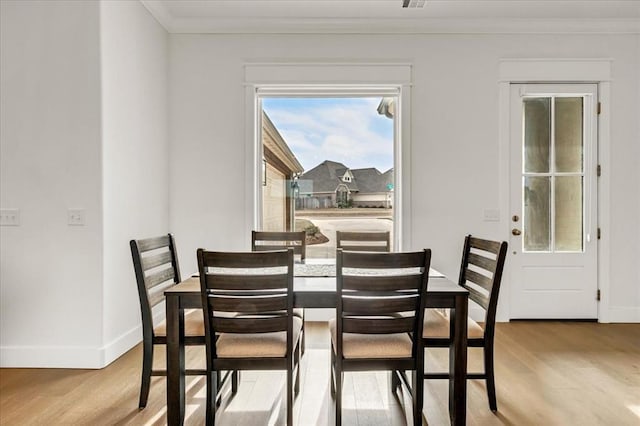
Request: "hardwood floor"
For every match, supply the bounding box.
[1,322,638,425]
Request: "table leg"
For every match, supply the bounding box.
[166,294,185,425]
[449,294,468,425]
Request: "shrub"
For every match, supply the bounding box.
[304,224,319,236]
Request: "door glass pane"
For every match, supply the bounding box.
[523,98,550,173]
[524,176,551,251]
[555,97,583,173]
[555,176,584,251]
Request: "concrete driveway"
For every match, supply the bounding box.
[301,216,393,258]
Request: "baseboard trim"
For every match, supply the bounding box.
[606,306,640,323]
[0,344,104,369]
[102,324,142,366]
[1,322,147,369]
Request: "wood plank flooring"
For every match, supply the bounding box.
[1,321,639,425]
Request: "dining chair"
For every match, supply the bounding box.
[330,249,432,426]
[335,230,391,252]
[422,234,508,411]
[252,230,307,355]
[130,234,206,409]
[198,248,302,426]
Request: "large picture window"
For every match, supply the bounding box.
[256,91,400,259]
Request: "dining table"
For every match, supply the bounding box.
[164,259,469,425]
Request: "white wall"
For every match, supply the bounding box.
[637,34,640,321]
[1,3,637,369]
[0,0,104,367]
[0,0,169,368]
[169,33,640,321]
[100,0,169,363]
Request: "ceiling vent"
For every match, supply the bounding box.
[403,0,426,8]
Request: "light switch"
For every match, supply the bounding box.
[483,209,500,222]
[68,208,86,226]
[0,209,20,226]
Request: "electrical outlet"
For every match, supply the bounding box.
[67,208,86,226]
[0,209,20,226]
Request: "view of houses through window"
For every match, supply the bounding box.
[260,96,396,258]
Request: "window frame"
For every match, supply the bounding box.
[244,63,413,253]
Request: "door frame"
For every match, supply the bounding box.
[509,83,598,319]
[498,58,612,323]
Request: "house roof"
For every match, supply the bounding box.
[351,167,393,193]
[262,112,304,174]
[298,160,393,195]
[298,160,359,194]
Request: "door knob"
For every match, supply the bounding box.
[512,228,521,236]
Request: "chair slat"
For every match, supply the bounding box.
[253,245,304,255]
[342,316,415,334]
[213,315,287,334]
[464,269,493,292]
[209,295,287,313]
[136,235,170,252]
[253,231,304,242]
[467,252,496,273]
[336,231,390,253]
[469,237,502,254]
[204,273,288,290]
[465,284,490,309]
[342,250,424,269]
[145,267,176,289]
[342,296,418,315]
[342,274,423,291]
[199,250,289,268]
[337,231,390,242]
[147,281,175,307]
[141,250,173,271]
[339,245,389,252]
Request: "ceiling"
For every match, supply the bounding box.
[141,0,640,34]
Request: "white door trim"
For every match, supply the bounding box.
[497,58,612,323]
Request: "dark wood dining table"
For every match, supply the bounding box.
[164,263,468,425]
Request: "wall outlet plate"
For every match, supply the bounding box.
[67,208,86,226]
[0,209,20,226]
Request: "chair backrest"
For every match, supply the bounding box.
[252,231,306,261]
[197,249,294,359]
[130,234,182,338]
[458,235,508,331]
[336,249,431,358]
[336,231,391,252]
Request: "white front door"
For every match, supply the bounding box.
[509,84,599,319]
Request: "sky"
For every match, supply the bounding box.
[262,97,394,173]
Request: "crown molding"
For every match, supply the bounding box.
[141,2,640,35]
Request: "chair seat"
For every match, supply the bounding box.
[293,307,304,319]
[216,317,303,358]
[329,318,413,359]
[423,309,484,339]
[155,309,204,337]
